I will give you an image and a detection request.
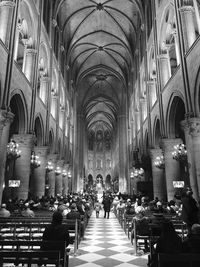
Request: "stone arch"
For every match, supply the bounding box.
[88,174,93,187]
[9,91,28,136]
[105,174,111,189]
[167,93,186,141]
[34,115,44,146]
[153,117,162,148]
[158,3,178,76]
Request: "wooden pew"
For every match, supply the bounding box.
[0,240,70,267]
[158,253,200,267]
[0,250,61,267]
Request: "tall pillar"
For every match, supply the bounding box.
[39,77,50,104]
[149,148,167,201]
[76,114,84,192]
[179,5,196,50]
[186,118,200,200]
[24,49,37,84]
[62,163,68,196]
[47,153,58,197]
[55,160,64,196]
[140,98,147,121]
[147,80,157,108]
[181,119,198,200]
[12,134,35,200]
[162,138,182,201]
[172,29,181,65]
[0,111,14,203]
[30,146,48,198]
[158,53,171,88]
[0,1,15,46]
[118,114,128,193]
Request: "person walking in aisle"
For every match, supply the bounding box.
[102,193,112,219]
[94,200,102,218]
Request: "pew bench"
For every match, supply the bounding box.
[158,253,200,267]
[0,240,70,267]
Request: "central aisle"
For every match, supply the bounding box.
[69,211,148,267]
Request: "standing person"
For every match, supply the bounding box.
[181,187,199,234]
[102,194,112,219]
[94,200,102,218]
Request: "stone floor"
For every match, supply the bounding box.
[69,211,148,267]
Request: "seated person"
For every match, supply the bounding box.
[66,203,81,220]
[0,203,10,217]
[182,223,200,253]
[124,199,135,217]
[42,211,70,257]
[149,220,182,267]
[21,203,35,217]
[131,206,150,251]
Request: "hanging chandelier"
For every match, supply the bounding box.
[30,151,41,168]
[172,143,187,162]
[7,139,21,159]
[55,166,62,175]
[154,155,165,169]
[131,167,144,179]
[62,169,67,177]
[46,161,54,172]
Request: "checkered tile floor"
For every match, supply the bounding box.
[69,211,148,267]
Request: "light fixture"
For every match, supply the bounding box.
[132,167,144,179]
[7,139,21,159]
[55,166,62,175]
[30,151,41,168]
[172,143,187,162]
[68,171,71,178]
[154,155,165,169]
[62,169,67,177]
[46,161,53,172]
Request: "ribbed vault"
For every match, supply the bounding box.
[54,0,144,135]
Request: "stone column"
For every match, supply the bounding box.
[181,119,199,200]
[118,114,128,193]
[30,146,48,198]
[147,80,157,108]
[47,153,58,197]
[187,118,200,199]
[55,160,64,196]
[162,138,182,201]
[172,29,181,65]
[24,48,37,84]
[39,77,50,103]
[140,98,147,121]
[76,114,84,192]
[158,53,171,88]
[62,163,68,196]
[12,134,35,200]
[0,1,15,46]
[149,148,167,201]
[180,5,196,50]
[0,111,14,204]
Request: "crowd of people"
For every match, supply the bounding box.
[0,187,200,265]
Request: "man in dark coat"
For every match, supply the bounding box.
[42,211,70,257]
[102,194,112,219]
[181,188,199,234]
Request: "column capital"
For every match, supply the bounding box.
[0,1,15,8]
[52,19,57,27]
[188,118,200,137]
[0,109,14,126]
[40,76,50,83]
[179,5,194,13]
[161,138,183,152]
[34,146,48,157]
[12,134,35,148]
[47,153,58,163]
[26,48,37,55]
[149,148,163,159]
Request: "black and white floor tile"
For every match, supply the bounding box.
[69,211,148,267]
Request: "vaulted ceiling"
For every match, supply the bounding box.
[54,0,144,136]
